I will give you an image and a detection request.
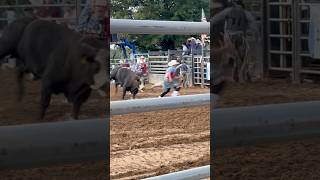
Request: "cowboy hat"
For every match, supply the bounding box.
[95,0,107,6]
[168,60,180,67]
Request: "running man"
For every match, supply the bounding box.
[159,60,181,97]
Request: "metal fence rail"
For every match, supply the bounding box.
[0,119,107,169]
[110,19,210,35]
[0,94,209,169]
[111,93,210,115]
[213,100,320,148]
[4,95,320,175]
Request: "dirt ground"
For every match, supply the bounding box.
[0,69,106,180]
[3,64,320,180]
[110,84,210,179]
[0,67,210,180]
[214,79,320,180]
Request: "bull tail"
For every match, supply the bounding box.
[0,17,35,59]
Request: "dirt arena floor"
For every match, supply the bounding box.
[214,79,320,180]
[110,84,210,179]
[3,64,320,180]
[0,67,210,180]
[0,69,106,180]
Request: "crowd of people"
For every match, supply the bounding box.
[22,0,108,41]
[182,37,204,56]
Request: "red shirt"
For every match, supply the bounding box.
[141,63,147,74]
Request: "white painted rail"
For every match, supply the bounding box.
[110,93,210,115]
[110,19,210,35]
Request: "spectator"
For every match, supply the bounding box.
[139,56,148,76]
[130,59,141,75]
[138,56,148,90]
[182,42,188,56]
[77,0,108,40]
[63,0,77,28]
[186,40,192,55]
[194,39,202,55]
[35,0,63,18]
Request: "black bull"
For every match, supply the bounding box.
[0,17,108,120]
[110,66,141,100]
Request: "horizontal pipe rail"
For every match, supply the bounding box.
[143,165,210,180]
[0,119,108,169]
[110,93,210,115]
[0,94,209,169]
[5,97,320,170]
[110,19,210,35]
[213,101,320,148]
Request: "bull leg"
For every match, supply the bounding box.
[122,86,126,100]
[16,69,24,102]
[39,86,52,120]
[72,103,81,120]
[72,88,91,120]
[232,61,238,82]
[115,83,119,93]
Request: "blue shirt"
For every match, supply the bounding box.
[166,66,177,74]
[76,0,104,35]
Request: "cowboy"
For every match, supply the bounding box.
[159,60,181,97]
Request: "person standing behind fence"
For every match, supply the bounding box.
[76,0,108,41]
[33,0,63,18]
[138,56,148,90]
[176,60,191,88]
[130,59,142,75]
[182,42,188,56]
[159,60,181,98]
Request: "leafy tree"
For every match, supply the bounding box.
[111,0,209,51]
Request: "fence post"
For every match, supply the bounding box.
[191,48,195,86]
[75,0,81,24]
[201,45,206,88]
[200,56,205,88]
